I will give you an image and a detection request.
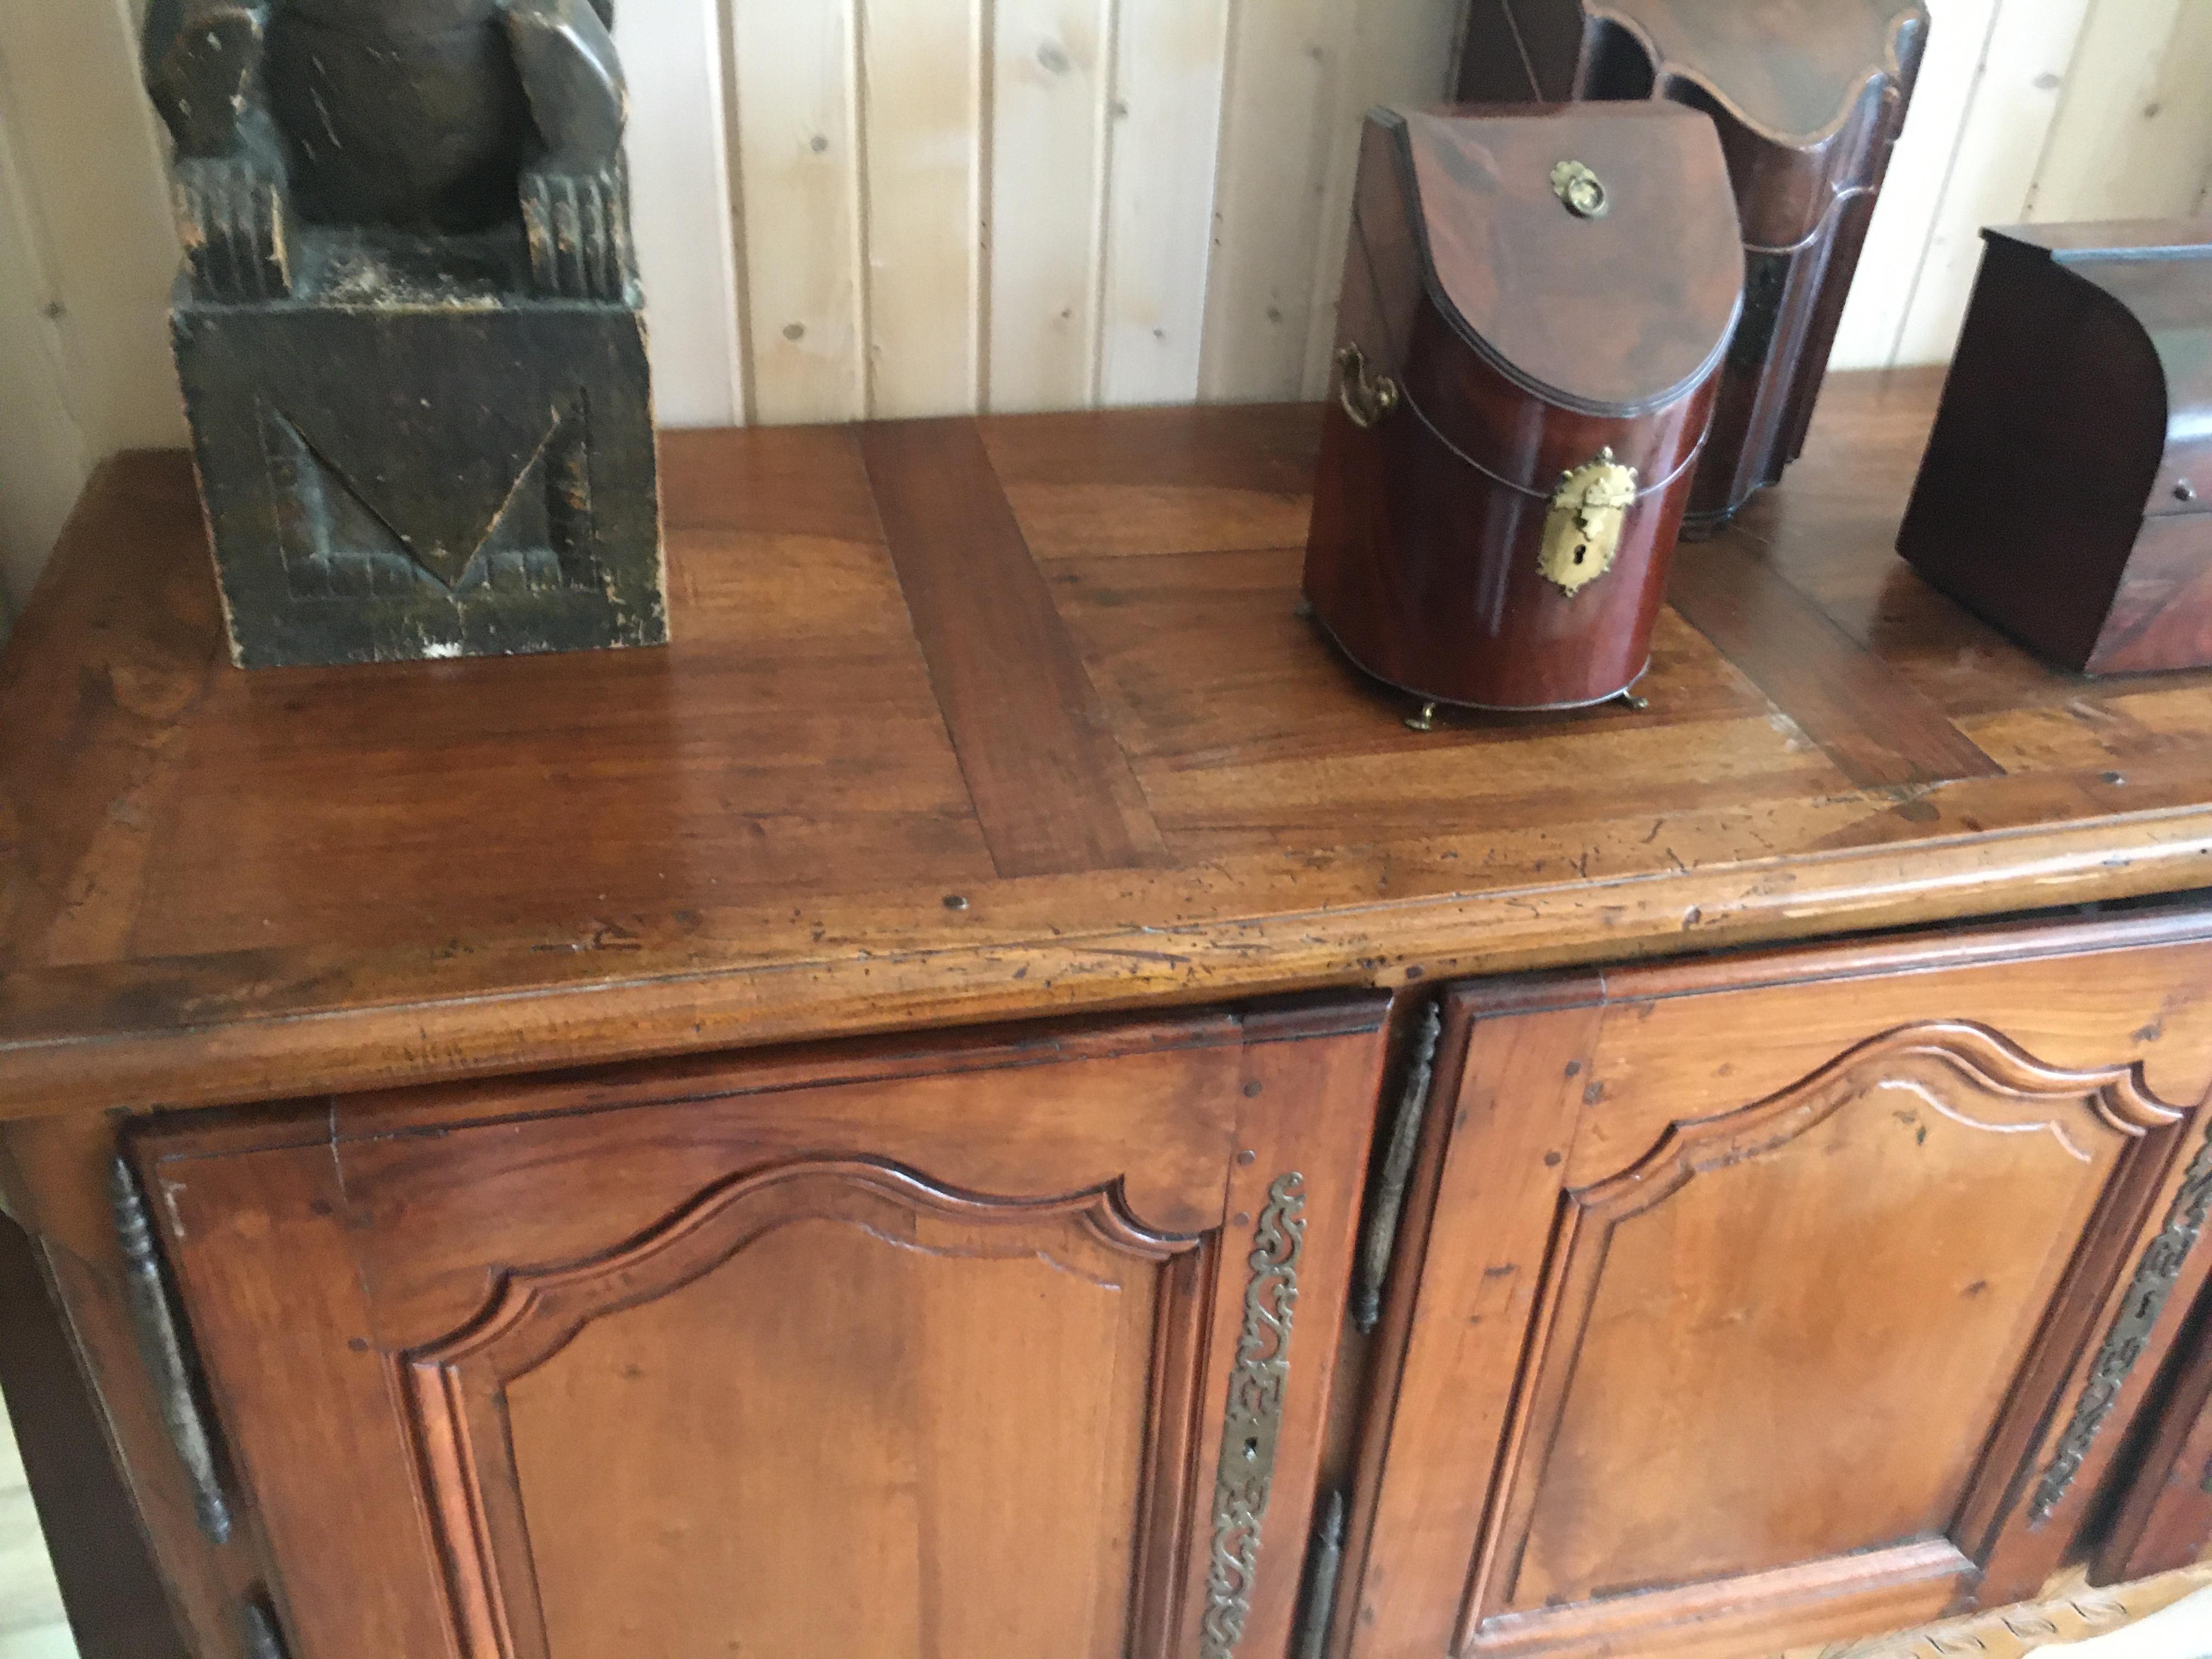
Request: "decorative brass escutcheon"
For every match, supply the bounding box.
[1335,343,1400,430]
[1550,160,1609,219]
[1539,447,1638,598]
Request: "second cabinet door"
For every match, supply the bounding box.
[135,998,1389,1659]
[1350,915,2212,1659]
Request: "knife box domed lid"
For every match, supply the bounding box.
[1396,104,1743,416]
[1303,102,1742,715]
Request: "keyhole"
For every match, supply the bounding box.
[1574,544,1587,563]
[1242,1437,1260,1463]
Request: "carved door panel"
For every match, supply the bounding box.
[1347,919,2212,1659]
[131,999,1389,1659]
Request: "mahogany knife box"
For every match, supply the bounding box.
[1898,222,2212,676]
[1304,104,1742,712]
[1457,1,1929,528]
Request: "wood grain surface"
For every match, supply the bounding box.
[8,369,2212,1119]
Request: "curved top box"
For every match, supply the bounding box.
[1900,220,2212,675]
[1458,0,1930,526]
[1304,103,1742,714]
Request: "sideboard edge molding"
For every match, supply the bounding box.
[9,815,2212,1120]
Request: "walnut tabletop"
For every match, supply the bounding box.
[5,368,2212,1119]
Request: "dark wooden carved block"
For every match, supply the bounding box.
[1458,1,1929,529]
[145,0,667,668]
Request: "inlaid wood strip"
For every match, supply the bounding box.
[1669,536,2004,789]
[859,417,1167,878]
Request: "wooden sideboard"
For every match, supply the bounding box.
[7,370,2212,1659]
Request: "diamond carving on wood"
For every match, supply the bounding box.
[146,0,665,667]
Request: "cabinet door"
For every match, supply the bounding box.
[1348,919,2212,1659]
[133,1000,1388,1659]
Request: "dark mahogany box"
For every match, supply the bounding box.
[1303,104,1741,713]
[1457,0,1929,529]
[1898,222,2212,676]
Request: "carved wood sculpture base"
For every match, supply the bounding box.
[146,0,667,670]
[175,265,665,669]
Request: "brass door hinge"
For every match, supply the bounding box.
[244,1602,289,1659]
[1354,1003,1442,1333]
[111,1155,234,1543]
[1295,1491,1348,1659]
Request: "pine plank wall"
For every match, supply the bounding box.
[1,0,2210,616]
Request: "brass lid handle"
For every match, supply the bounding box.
[1551,160,1609,219]
[1336,343,1400,430]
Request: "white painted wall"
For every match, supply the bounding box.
[0,0,180,613]
[3,0,2211,615]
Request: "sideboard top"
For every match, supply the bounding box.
[6,368,2212,1119]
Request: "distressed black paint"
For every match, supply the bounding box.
[145,0,665,668]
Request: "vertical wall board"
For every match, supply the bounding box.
[0,0,183,452]
[0,0,2194,487]
[861,0,986,419]
[0,95,93,613]
[1198,0,1358,404]
[1097,0,1234,408]
[729,0,868,425]
[1827,0,1999,371]
[1889,0,2096,366]
[2028,0,2212,227]
[618,0,747,428]
[1299,0,1469,399]
[989,0,1115,414]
